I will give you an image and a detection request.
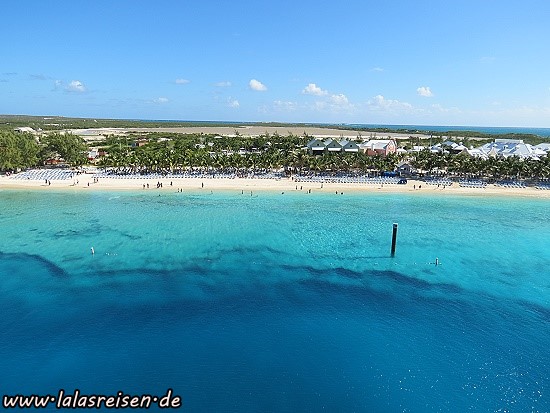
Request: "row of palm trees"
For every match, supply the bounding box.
[411,150,550,180]
[6,129,548,181]
[97,134,550,180]
[99,141,402,176]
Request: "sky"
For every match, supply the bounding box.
[2,0,550,127]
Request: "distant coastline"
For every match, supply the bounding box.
[2,114,550,138]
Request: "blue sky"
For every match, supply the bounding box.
[2,0,550,127]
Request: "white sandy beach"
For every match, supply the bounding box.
[2,173,549,198]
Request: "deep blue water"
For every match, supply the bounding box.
[0,190,549,412]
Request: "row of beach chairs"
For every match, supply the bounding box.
[10,169,74,181]
[93,171,284,180]
[459,180,487,188]
[425,178,453,187]
[294,176,401,184]
[495,181,527,188]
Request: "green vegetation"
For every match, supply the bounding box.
[1,115,548,145]
[97,133,399,175]
[0,131,40,171]
[0,130,87,171]
[411,149,550,180]
[1,117,550,180]
[40,133,88,166]
[0,115,315,132]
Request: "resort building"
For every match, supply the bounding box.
[132,139,148,148]
[14,127,37,134]
[306,138,326,155]
[339,140,360,153]
[534,143,550,155]
[306,138,374,155]
[473,139,545,160]
[429,141,468,154]
[324,139,342,152]
[359,139,397,156]
[396,161,413,175]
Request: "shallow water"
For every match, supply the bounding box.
[0,189,549,412]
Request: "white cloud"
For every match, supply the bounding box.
[153,97,169,103]
[368,95,413,110]
[215,81,232,87]
[175,78,190,84]
[53,79,76,92]
[330,94,349,105]
[249,79,267,91]
[228,98,240,108]
[30,74,50,80]
[302,83,328,96]
[66,80,86,93]
[273,100,298,111]
[308,93,354,115]
[371,67,384,72]
[430,103,461,114]
[417,86,434,97]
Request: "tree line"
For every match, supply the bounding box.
[0,131,87,171]
[2,130,550,180]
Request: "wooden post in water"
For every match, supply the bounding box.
[390,223,398,256]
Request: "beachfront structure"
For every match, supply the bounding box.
[14,127,37,134]
[305,138,395,156]
[429,141,468,154]
[132,139,148,148]
[324,139,342,152]
[396,161,413,175]
[359,139,397,156]
[534,143,550,154]
[306,138,363,155]
[470,139,546,160]
[87,148,99,161]
[306,138,326,155]
[339,140,360,153]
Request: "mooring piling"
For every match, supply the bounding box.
[390,223,398,256]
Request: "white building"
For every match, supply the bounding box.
[475,139,542,160]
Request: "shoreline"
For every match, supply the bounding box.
[2,174,549,199]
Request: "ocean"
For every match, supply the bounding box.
[345,124,550,138]
[141,120,550,137]
[0,189,549,412]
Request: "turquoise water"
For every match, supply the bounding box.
[0,189,549,411]
[346,124,550,137]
